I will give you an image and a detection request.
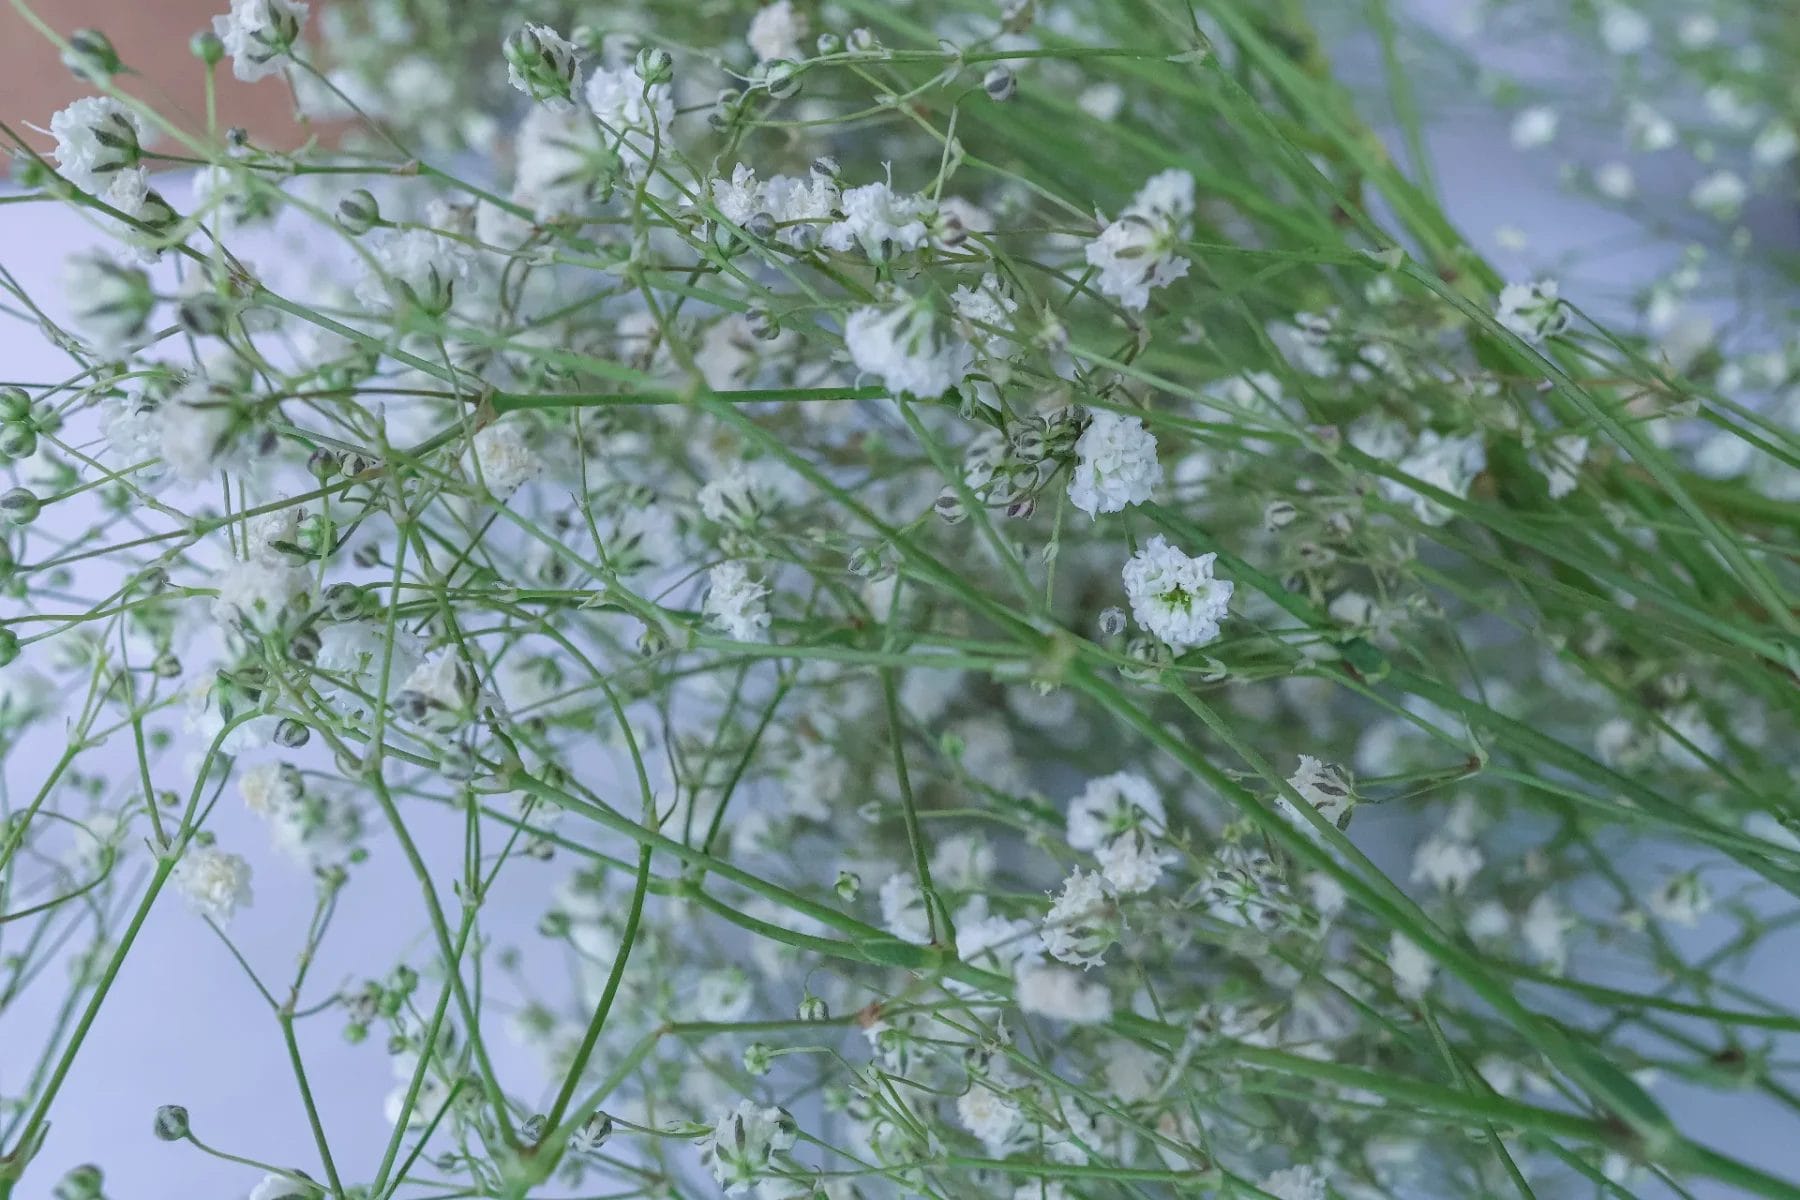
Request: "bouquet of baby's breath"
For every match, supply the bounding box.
[2,1,1798,1198]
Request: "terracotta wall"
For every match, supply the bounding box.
[1,0,323,153]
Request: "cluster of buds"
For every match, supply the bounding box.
[0,388,56,460]
[340,964,419,1044]
[935,407,1081,523]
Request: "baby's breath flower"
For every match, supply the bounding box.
[504,24,583,109]
[63,250,153,351]
[1495,280,1569,343]
[844,296,971,398]
[705,561,771,642]
[696,1100,796,1195]
[470,423,543,498]
[1260,1164,1327,1200]
[1387,431,1486,525]
[213,0,308,82]
[747,0,808,64]
[49,98,146,195]
[1120,535,1232,650]
[1388,932,1435,1000]
[172,843,253,923]
[821,180,934,259]
[1067,410,1161,517]
[1085,169,1194,311]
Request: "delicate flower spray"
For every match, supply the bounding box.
[0,5,1793,1200]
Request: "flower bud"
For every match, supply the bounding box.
[0,424,37,460]
[503,25,582,107]
[1098,606,1127,637]
[846,27,879,53]
[815,32,843,55]
[569,1110,613,1153]
[797,993,830,1021]
[761,60,802,100]
[273,718,310,748]
[835,870,860,901]
[0,627,20,668]
[153,1103,191,1141]
[745,307,780,340]
[983,66,1016,102]
[53,1164,105,1200]
[0,387,29,425]
[744,211,778,241]
[743,1042,774,1075]
[64,252,153,347]
[177,290,235,338]
[1,488,42,526]
[334,189,380,236]
[63,29,122,82]
[190,30,224,65]
[634,45,674,86]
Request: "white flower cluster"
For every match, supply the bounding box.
[1068,410,1161,516]
[1120,536,1233,650]
[1085,169,1195,310]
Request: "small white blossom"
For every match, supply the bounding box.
[1599,4,1651,55]
[697,1101,797,1195]
[1521,893,1568,973]
[504,24,582,109]
[213,0,309,82]
[1386,431,1486,525]
[710,163,764,226]
[50,98,146,195]
[1411,833,1484,893]
[1388,932,1435,999]
[1066,771,1165,852]
[762,169,839,246]
[357,228,475,314]
[1690,170,1747,220]
[397,654,481,731]
[955,1080,1023,1157]
[1509,105,1559,150]
[705,562,772,642]
[950,274,1019,359]
[584,65,675,175]
[953,910,1038,993]
[1496,280,1569,343]
[822,180,935,258]
[748,0,808,63]
[1594,161,1636,200]
[1530,433,1589,499]
[1095,828,1170,894]
[879,873,930,943]
[1120,535,1233,650]
[1260,1164,1326,1200]
[212,558,310,633]
[248,1173,322,1200]
[844,297,971,398]
[1068,411,1161,517]
[470,423,543,497]
[1281,756,1355,830]
[1015,961,1110,1024]
[1649,870,1711,926]
[1042,868,1113,967]
[1085,169,1194,311]
[173,844,253,923]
